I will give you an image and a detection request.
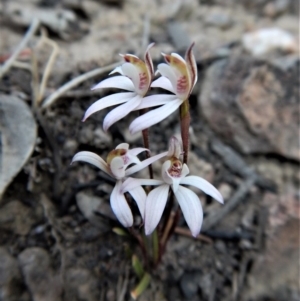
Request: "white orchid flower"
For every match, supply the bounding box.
[82,44,154,131]
[121,137,223,237]
[72,143,167,228]
[129,43,197,134]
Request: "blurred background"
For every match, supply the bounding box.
[0,0,299,300]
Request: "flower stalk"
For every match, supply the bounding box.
[180,99,190,164]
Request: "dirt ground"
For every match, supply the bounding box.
[0,0,299,300]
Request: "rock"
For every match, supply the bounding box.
[76,191,115,230]
[198,273,214,300]
[264,0,290,18]
[0,201,42,236]
[180,272,200,299]
[18,248,62,301]
[93,128,112,149]
[188,152,215,183]
[245,218,299,300]
[0,248,23,301]
[217,183,232,201]
[199,56,300,161]
[262,191,300,234]
[242,28,297,57]
[167,21,191,52]
[65,268,101,301]
[205,12,233,29]
[5,3,86,40]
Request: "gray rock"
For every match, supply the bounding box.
[65,268,101,301]
[199,56,300,161]
[205,13,233,29]
[76,191,114,231]
[180,272,200,299]
[0,248,23,301]
[18,248,62,301]
[0,201,42,236]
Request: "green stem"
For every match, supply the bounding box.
[132,254,144,279]
[130,273,151,300]
[152,229,159,265]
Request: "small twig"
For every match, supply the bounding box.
[117,266,130,301]
[42,61,120,109]
[211,139,276,192]
[30,51,40,107]
[0,18,40,78]
[175,227,213,244]
[11,61,32,71]
[254,207,268,251]
[202,176,256,231]
[35,28,59,106]
[234,255,252,301]
[161,211,176,246]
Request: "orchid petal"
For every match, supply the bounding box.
[161,160,173,185]
[174,185,203,237]
[127,185,147,220]
[110,156,125,179]
[91,76,134,91]
[125,153,141,166]
[109,66,123,75]
[144,43,155,76]
[125,151,168,176]
[121,62,141,93]
[121,177,164,193]
[185,42,198,88]
[180,176,224,204]
[156,63,177,92]
[167,136,182,159]
[82,92,135,121]
[151,77,175,94]
[145,184,170,235]
[110,181,133,227]
[171,53,186,64]
[129,98,182,133]
[171,177,181,193]
[134,94,177,110]
[181,164,190,178]
[72,151,111,176]
[116,143,129,150]
[103,95,142,131]
[127,147,149,156]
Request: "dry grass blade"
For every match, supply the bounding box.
[35,28,59,106]
[41,61,121,109]
[0,18,40,78]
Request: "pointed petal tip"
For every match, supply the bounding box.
[145,229,152,236]
[191,231,199,238]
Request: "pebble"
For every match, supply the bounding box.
[18,248,62,301]
[242,27,297,57]
[180,272,200,299]
[0,247,23,301]
[0,201,42,236]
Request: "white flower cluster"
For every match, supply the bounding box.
[72,44,223,237]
